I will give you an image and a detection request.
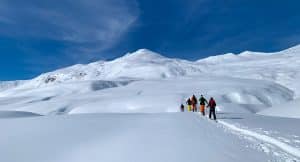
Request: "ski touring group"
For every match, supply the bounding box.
[180,95,217,120]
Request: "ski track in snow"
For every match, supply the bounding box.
[217,119,300,161]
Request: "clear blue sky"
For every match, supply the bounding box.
[0,0,300,80]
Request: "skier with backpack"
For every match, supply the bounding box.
[186,98,192,112]
[199,95,208,116]
[191,95,198,112]
[207,97,217,120]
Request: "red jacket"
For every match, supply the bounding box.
[208,99,216,108]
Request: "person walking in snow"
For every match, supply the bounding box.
[191,95,198,112]
[207,97,217,120]
[199,95,208,116]
[180,104,185,112]
[186,98,192,112]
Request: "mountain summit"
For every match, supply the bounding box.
[121,49,166,61]
[16,49,202,88]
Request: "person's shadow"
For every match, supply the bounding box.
[217,117,243,120]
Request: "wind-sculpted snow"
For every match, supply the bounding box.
[0,110,41,118]
[259,98,300,118]
[0,80,136,114]
[90,80,133,91]
[0,76,293,115]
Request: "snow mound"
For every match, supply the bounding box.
[0,111,41,118]
[259,98,300,118]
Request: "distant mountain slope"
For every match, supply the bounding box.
[198,45,300,97]
[1,44,300,97]
[197,45,300,65]
[17,49,203,88]
[0,80,26,91]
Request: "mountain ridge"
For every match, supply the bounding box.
[1,44,300,92]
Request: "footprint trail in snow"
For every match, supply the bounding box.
[197,113,300,161]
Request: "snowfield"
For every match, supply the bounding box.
[0,45,300,162]
[0,113,289,162]
[0,113,299,162]
[0,76,293,115]
[198,45,300,98]
[259,98,300,118]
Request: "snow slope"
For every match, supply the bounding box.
[0,113,299,162]
[198,45,300,98]
[259,98,300,118]
[0,76,293,115]
[196,45,300,118]
[0,110,41,118]
[14,49,203,89]
[0,113,275,162]
[0,80,26,91]
[217,113,300,160]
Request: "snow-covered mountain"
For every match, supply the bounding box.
[0,45,300,117]
[198,45,300,97]
[2,45,300,92]
[17,49,203,89]
[0,80,25,91]
[198,44,300,64]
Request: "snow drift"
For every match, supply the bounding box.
[259,98,300,118]
[0,76,293,115]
